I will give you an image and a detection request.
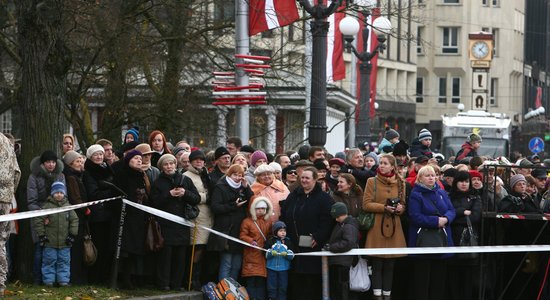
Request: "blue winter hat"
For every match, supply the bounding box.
[272,221,287,235]
[51,181,66,196]
[125,127,139,141]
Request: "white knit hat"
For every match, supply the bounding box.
[86,144,105,159]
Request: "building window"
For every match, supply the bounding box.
[490,78,498,106]
[261,29,274,38]
[417,27,423,54]
[439,77,447,103]
[492,28,498,56]
[442,27,458,53]
[288,25,295,41]
[443,0,459,3]
[416,77,424,103]
[452,77,461,103]
[0,110,12,134]
[482,0,487,5]
[492,0,499,6]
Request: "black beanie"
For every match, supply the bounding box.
[40,150,58,164]
[189,150,206,162]
[214,147,230,160]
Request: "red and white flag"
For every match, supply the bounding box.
[326,2,346,83]
[355,8,380,118]
[249,0,300,36]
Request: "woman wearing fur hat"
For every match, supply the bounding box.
[183,150,213,290]
[251,164,290,222]
[27,150,66,284]
[239,196,273,300]
[447,171,481,300]
[151,153,200,291]
[82,144,117,284]
[207,164,253,281]
[112,150,149,289]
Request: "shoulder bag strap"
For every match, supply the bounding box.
[253,220,267,242]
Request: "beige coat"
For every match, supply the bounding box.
[363,174,407,258]
[184,166,213,245]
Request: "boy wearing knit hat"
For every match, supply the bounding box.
[265,221,294,300]
[33,182,78,287]
[456,133,482,161]
[378,129,400,154]
[409,128,434,159]
[325,202,359,300]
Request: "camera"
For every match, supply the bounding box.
[386,198,400,208]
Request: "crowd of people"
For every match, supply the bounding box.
[1,126,550,300]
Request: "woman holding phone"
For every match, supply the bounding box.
[207,164,253,280]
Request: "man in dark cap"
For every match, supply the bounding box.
[532,168,548,207]
[209,147,231,185]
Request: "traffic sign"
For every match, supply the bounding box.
[529,137,544,154]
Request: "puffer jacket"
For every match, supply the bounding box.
[240,197,273,278]
[265,237,295,272]
[0,133,20,204]
[33,196,78,249]
[327,216,359,267]
[27,157,65,211]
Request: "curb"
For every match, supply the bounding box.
[127,291,203,300]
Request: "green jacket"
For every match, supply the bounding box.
[33,196,79,249]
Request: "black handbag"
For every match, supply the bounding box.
[416,227,448,247]
[179,175,200,220]
[416,196,448,247]
[457,215,479,259]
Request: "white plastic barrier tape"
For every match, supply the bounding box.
[5,197,550,256]
[0,196,121,223]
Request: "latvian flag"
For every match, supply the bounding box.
[326,2,346,83]
[249,0,300,36]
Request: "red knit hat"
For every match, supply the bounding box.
[469,170,482,180]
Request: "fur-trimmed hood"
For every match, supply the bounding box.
[249,196,273,221]
[30,156,64,178]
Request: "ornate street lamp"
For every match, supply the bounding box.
[297,0,343,147]
[339,1,392,147]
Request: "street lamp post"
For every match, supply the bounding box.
[298,0,343,147]
[339,3,392,148]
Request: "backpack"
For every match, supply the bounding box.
[216,277,249,300]
[202,282,223,300]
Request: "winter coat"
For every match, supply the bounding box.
[498,191,541,213]
[184,166,213,245]
[409,140,433,158]
[150,172,200,246]
[63,166,88,220]
[207,177,253,253]
[208,166,225,191]
[280,183,334,274]
[407,183,456,259]
[363,174,407,258]
[27,157,65,211]
[240,197,273,278]
[113,163,149,255]
[342,164,375,190]
[245,166,256,186]
[33,196,78,249]
[0,133,20,204]
[449,190,481,247]
[265,237,295,272]
[456,142,478,161]
[251,179,290,221]
[332,190,363,218]
[327,216,359,266]
[82,159,117,223]
[378,138,394,154]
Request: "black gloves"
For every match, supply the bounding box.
[39,235,49,247]
[322,244,331,251]
[66,234,76,246]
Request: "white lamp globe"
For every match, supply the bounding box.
[374,102,379,109]
[354,0,377,8]
[339,16,360,36]
[538,106,546,114]
[372,16,392,35]
[457,103,465,111]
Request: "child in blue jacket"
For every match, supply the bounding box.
[265,221,295,300]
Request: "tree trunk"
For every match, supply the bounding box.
[16,0,70,282]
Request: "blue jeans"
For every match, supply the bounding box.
[218,252,242,281]
[42,247,71,284]
[267,269,288,300]
[33,243,43,284]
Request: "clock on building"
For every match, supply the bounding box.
[471,41,489,59]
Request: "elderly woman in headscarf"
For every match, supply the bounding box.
[251,164,290,222]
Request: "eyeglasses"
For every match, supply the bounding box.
[287,171,297,175]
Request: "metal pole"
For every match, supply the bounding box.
[309,17,330,147]
[235,0,250,144]
[110,201,127,289]
[357,60,372,146]
[321,255,330,300]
